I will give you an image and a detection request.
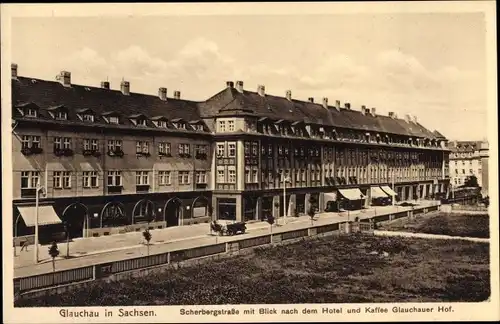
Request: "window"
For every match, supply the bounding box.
[158,142,171,156]
[26,108,37,117]
[155,120,168,128]
[195,145,208,155]
[158,171,171,185]
[21,171,40,188]
[217,143,225,157]
[175,122,187,130]
[228,143,236,157]
[83,171,98,188]
[32,136,41,148]
[252,167,259,183]
[228,120,235,132]
[219,120,226,132]
[54,137,62,150]
[21,135,41,149]
[55,111,67,120]
[470,169,474,174]
[83,139,99,151]
[82,114,94,122]
[62,172,71,188]
[108,116,119,124]
[178,171,190,185]
[228,167,236,183]
[53,171,62,188]
[178,143,191,156]
[107,171,122,186]
[245,167,251,183]
[107,140,123,152]
[136,141,149,154]
[244,142,251,156]
[217,168,225,183]
[196,171,207,183]
[252,143,258,156]
[136,171,149,185]
[137,119,147,127]
[194,124,204,131]
[63,137,71,149]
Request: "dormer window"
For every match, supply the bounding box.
[137,119,147,127]
[83,114,94,122]
[172,118,188,130]
[55,111,68,120]
[47,105,69,121]
[129,114,148,127]
[26,108,37,117]
[102,111,120,125]
[194,124,204,131]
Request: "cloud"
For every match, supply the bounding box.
[60,42,486,140]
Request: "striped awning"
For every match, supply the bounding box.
[338,188,366,200]
[371,186,389,198]
[381,185,398,197]
[17,205,62,227]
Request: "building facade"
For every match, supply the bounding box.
[11,64,451,242]
[449,140,489,196]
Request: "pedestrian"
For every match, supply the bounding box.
[20,240,28,252]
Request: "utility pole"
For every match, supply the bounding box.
[34,183,45,263]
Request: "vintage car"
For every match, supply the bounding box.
[210,220,247,236]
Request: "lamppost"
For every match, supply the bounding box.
[283,176,291,225]
[34,183,46,263]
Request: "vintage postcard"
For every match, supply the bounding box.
[1,1,498,323]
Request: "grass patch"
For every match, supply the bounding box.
[380,212,489,238]
[15,234,490,306]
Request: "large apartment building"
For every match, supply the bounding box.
[11,64,451,242]
[449,140,489,196]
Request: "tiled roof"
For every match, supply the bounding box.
[202,87,442,139]
[12,77,203,129]
[449,141,484,152]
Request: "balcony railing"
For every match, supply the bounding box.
[54,148,74,157]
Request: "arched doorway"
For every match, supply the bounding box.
[62,203,89,239]
[192,196,210,219]
[164,198,183,227]
[101,202,127,228]
[132,199,156,224]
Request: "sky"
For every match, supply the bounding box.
[11,13,489,141]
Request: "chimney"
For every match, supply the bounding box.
[335,100,341,111]
[236,81,244,93]
[158,87,167,101]
[257,85,265,96]
[308,97,314,103]
[361,105,368,115]
[412,115,418,124]
[226,81,234,88]
[174,91,181,99]
[322,97,329,109]
[56,71,71,87]
[120,80,130,95]
[11,63,18,79]
[388,111,395,118]
[371,107,376,116]
[286,90,292,101]
[101,81,110,89]
[345,102,351,110]
[404,114,412,123]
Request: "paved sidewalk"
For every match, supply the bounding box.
[13,202,434,278]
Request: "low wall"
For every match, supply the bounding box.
[14,204,437,299]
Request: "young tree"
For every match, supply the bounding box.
[48,241,60,283]
[307,206,316,226]
[143,229,152,256]
[267,214,275,235]
[63,221,70,258]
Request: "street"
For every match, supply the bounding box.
[13,202,434,278]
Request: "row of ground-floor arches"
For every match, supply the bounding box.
[14,196,211,239]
